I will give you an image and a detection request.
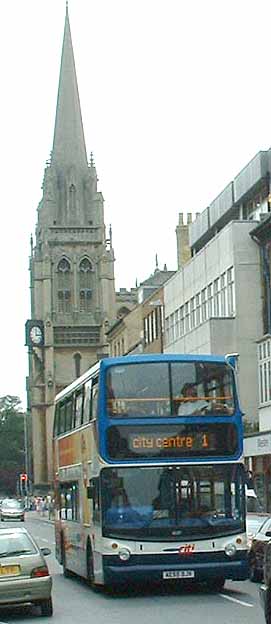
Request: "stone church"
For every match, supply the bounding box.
[26,6,116,489]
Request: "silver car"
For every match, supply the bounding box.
[0,498,25,522]
[0,527,52,616]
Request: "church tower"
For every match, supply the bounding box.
[27,5,116,489]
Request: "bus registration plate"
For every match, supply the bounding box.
[163,570,195,579]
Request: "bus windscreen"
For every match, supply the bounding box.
[106,361,235,418]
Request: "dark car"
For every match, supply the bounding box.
[248,515,271,582]
[0,526,52,616]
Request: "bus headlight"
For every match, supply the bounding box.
[224,543,236,557]
[118,548,131,561]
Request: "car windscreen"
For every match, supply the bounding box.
[0,532,37,556]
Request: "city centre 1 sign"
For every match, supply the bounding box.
[107,423,238,460]
[130,432,209,450]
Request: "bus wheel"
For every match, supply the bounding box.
[86,541,99,590]
[61,535,72,578]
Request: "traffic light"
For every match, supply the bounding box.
[20,473,28,496]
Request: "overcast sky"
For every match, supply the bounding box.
[1,0,271,406]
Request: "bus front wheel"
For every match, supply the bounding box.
[86,541,99,591]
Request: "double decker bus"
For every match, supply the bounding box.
[53,353,249,590]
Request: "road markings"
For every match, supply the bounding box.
[219,593,254,608]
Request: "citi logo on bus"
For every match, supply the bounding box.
[178,544,195,555]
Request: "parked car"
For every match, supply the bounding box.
[0,498,25,522]
[0,526,52,616]
[246,512,270,550]
[248,515,271,582]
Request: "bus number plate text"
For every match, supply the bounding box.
[163,570,195,579]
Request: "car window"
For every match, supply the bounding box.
[247,514,270,536]
[2,499,23,508]
[0,532,37,555]
[262,518,271,534]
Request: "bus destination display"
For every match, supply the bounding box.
[107,423,238,460]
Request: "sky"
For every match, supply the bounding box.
[1,0,271,407]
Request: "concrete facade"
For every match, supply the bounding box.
[164,220,262,424]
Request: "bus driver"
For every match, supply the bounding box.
[177,383,209,416]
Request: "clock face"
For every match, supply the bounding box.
[30,325,43,345]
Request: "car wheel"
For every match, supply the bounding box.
[249,559,261,582]
[39,597,53,617]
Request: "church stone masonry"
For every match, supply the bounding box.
[28,6,116,489]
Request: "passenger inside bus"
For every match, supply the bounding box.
[177,383,209,416]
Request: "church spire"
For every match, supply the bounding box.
[51,4,88,171]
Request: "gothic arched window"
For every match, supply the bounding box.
[73,352,81,378]
[57,258,72,313]
[79,258,93,313]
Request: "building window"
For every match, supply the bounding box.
[73,353,81,378]
[190,297,195,329]
[180,305,184,336]
[79,258,93,313]
[213,278,220,317]
[184,302,190,333]
[69,184,76,216]
[201,288,207,322]
[154,308,158,340]
[258,338,271,405]
[220,272,227,316]
[195,293,201,326]
[175,309,180,339]
[207,283,213,318]
[165,317,169,346]
[227,267,235,315]
[169,313,174,343]
[144,316,149,344]
[57,258,71,313]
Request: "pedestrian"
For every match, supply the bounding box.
[41,497,46,517]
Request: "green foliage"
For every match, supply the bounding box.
[0,396,25,495]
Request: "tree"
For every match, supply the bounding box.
[0,395,25,495]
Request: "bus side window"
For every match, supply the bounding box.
[91,378,99,420]
[59,403,66,434]
[83,380,92,423]
[53,405,59,436]
[74,390,84,428]
[65,398,73,431]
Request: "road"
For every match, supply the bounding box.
[0,513,265,624]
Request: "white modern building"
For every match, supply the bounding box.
[164,219,262,424]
